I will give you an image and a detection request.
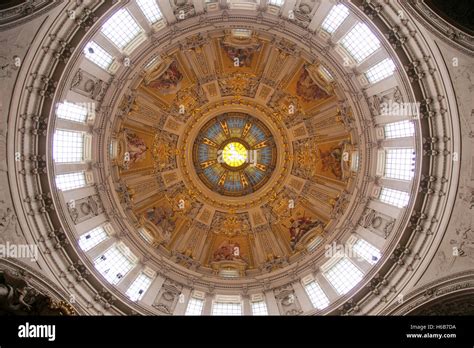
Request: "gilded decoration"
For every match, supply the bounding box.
[180,98,292,211]
[212,210,250,237]
[144,59,183,94]
[221,31,262,69]
[293,138,352,182]
[113,36,355,276]
[152,130,178,173]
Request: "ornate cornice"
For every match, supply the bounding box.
[0,258,81,315]
[381,270,474,315]
[402,0,474,56]
[0,0,64,30]
[5,0,461,315]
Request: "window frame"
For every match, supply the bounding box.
[323,257,364,295]
[136,0,164,24]
[250,300,269,315]
[321,4,349,34]
[384,148,415,181]
[56,101,89,123]
[53,129,85,163]
[365,58,396,84]
[383,120,415,139]
[84,41,114,70]
[78,226,109,252]
[55,172,87,191]
[125,272,153,301]
[352,239,381,265]
[101,8,143,50]
[93,245,136,285]
[304,281,330,310]
[379,187,410,208]
[185,297,205,316]
[211,301,243,316]
[340,23,381,63]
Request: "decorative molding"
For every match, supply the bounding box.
[4,0,462,316]
[402,0,474,56]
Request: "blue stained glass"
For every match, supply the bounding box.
[249,126,266,142]
[193,113,276,197]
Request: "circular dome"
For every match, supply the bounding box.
[9,0,461,317]
[107,27,356,282]
[192,112,277,196]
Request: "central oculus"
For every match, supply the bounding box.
[192,112,277,197]
[222,141,248,168]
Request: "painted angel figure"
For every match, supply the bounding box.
[126,132,148,164]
